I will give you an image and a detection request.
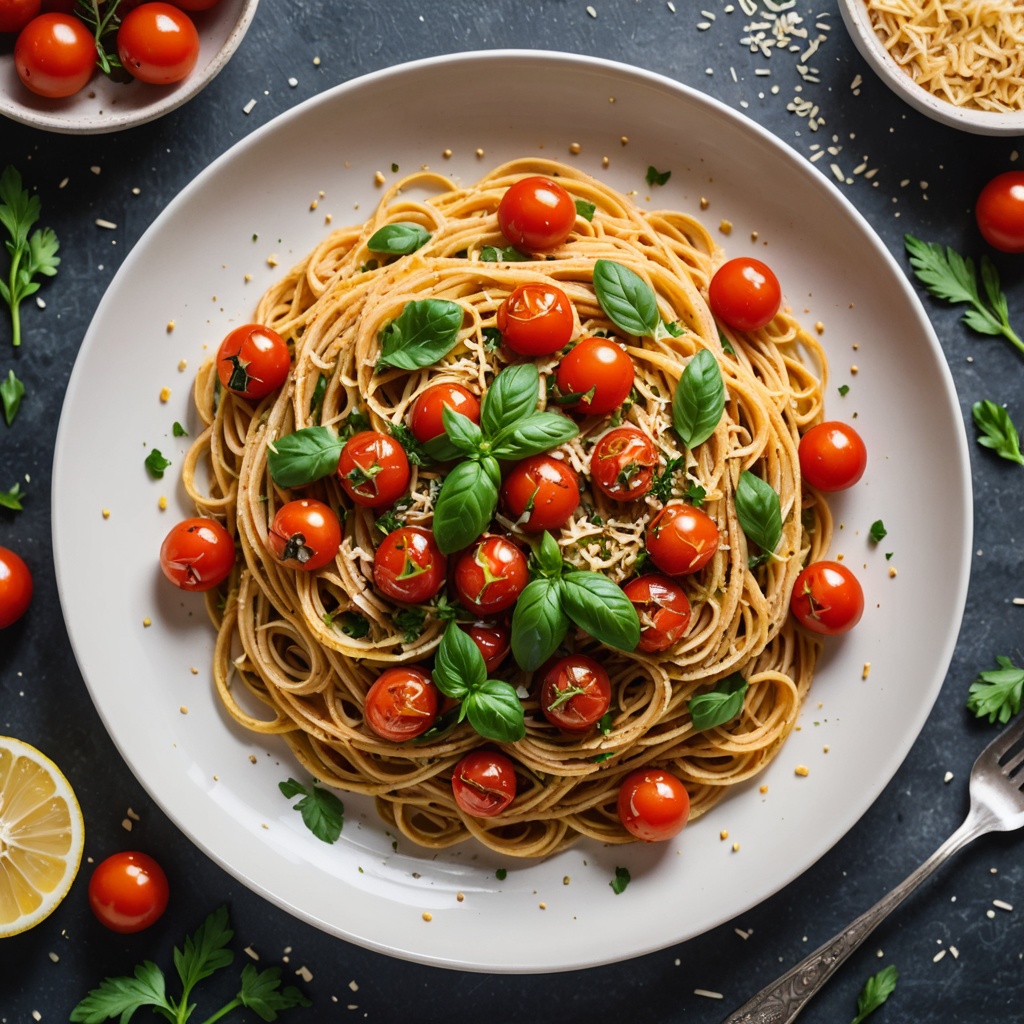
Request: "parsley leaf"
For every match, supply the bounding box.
[1,369,24,424]
[967,655,1024,724]
[851,964,899,1024]
[145,448,171,479]
[0,481,25,511]
[172,420,188,438]
[279,777,345,843]
[238,963,311,1017]
[869,519,887,543]
[972,399,1024,465]
[70,960,174,1023]
[646,166,671,187]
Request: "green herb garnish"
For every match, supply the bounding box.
[869,519,887,543]
[1,369,24,425]
[610,865,631,894]
[367,222,431,256]
[145,448,171,479]
[850,965,899,1024]
[972,399,1024,465]
[735,469,782,568]
[645,166,671,187]
[377,298,464,372]
[279,777,345,843]
[967,655,1024,724]
[689,672,748,731]
[0,481,25,511]
[672,348,725,449]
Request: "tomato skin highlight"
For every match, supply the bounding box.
[373,526,446,604]
[267,499,341,572]
[88,851,170,934]
[117,2,200,85]
[539,655,612,733]
[364,666,439,741]
[159,517,234,592]
[408,382,480,444]
[0,546,33,629]
[555,337,635,416]
[14,13,95,98]
[0,0,41,34]
[590,426,658,501]
[452,749,517,817]
[790,560,864,636]
[496,282,575,356]
[708,257,782,332]
[646,503,720,576]
[622,574,692,653]
[497,176,576,251]
[617,769,690,842]
[453,535,528,616]
[216,323,290,401]
[337,431,410,508]
[799,421,867,492]
[500,454,580,532]
[976,171,1024,253]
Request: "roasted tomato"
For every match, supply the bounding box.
[460,622,511,674]
[646,503,719,576]
[364,666,439,741]
[117,2,200,85]
[708,257,781,332]
[159,517,234,592]
[496,282,575,356]
[555,337,635,416]
[88,851,170,934]
[617,768,690,842]
[372,526,446,604]
[590,426,658,501]
[539,654,612,733]
[0,546,32,629]
[14,12,94,98]
[216,323,290,401]
[267,499,341,571]
[453,535,529,616]
[497,175,576,251]
[798,421,867,492]
[500,454,580,532]
[408,382,480,444]
[451,749,517,817]
[338,430,410,508]
[622,574,692,652]
[790,560,864,636]
[975,171,1024,253]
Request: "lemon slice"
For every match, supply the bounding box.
[0,737,85,937]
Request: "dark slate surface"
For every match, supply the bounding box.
[2,2,1023,1022]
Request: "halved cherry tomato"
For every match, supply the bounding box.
[453,535,528,616]
[500,454,580,532]
[364,666,439,741]
[408,382,480,444]
[0,0,41,34]
[617,768,690,842]
[216,323,290,401]
[790,560,864,636]
[708,257,781,332]
[117,2,199,85]
[497,176,576,251]
[0,546,32,629]
[539,654,612,733]
[622,574,692,653]
[975,171,1024,253]
[590,426,658,501]
[646,503,719,576]
[798,421,867,492]
[451,749,517,817]
[373,526,446,604]
[338,431,410,508]
[88,851,169,934]
[14,12,95,98]
[267,499,341,572]
[460,622,510,674]
[496,282,575,356]
[555,337,635,416]
[159,517,234,592]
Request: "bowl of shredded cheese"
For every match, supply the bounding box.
[839,0,1024,135]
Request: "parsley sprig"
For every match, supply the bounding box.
[851,965,898,1024]
[967,654,1024,724]
[972,400,1024,465]
[69,906,311,1023]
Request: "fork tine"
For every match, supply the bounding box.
[985,714,1024,765]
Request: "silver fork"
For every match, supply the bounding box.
[722,715,1024,1024]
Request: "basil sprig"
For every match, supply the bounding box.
[378,298,464,372]
[432,621,526,742]
[367,222,430,256]
[689,672,748,731]
[431,365,578,553]
[672,348,725,449]
[510,532,640,670]
[736,469,782,567]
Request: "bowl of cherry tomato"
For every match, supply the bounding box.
[0,0,259,134]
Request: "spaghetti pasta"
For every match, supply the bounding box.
[181,159,832,858]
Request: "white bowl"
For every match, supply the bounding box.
[838,0,1024,136]
[0,0,259,134]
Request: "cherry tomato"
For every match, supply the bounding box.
[14,13,95,98]
[338,431,410,508]
[790,560,864,636]
[617,768,690,842]
[622,574,692,653]
[267,499,341,572]
[555,337,635,416]
[590,426,658,501]
[88,851,169,934]
[216,323,290,401]
[799,421,867,492]
[453,535,528,616]
[0,546,32,629]
[451,749,517,817]
[373,526,446,604]
[364,666,438,741]
[646,503,719,576]
[500,454,580,532]
[0,0,41,34]
[496,282,575,356]
[497,176,576,251]
[117,2,199,85]
[708,257,782,332]
[159,517,235,592]
[460,622,511,674]
[408,382,480,444]
[539,655,612,733]
[975,171,1024,253]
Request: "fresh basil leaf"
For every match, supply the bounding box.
[511,578,569,671]
[278,777,344,843]
[535,530,565,577]
[423,433,464,462]
[432,619,486,699]
[869,519,887,543]
[145,448,170,479]
[172,420,188,438]
[490,411,579,459]
[378,298,464,372]
[481,363,541,437]
[610,865,631,894]
[560,571,640,652]
[689,672,748,731]
[736,469,782,562]
[463,680,526,742]
[482,325,503,351]
[480,245,529,263]
[672,348,725,448]
[432,456,500,554]
[575,198,596,222]
[593,259,660,339]
[267,426,343,487]
[308,372,328,424]
[646,166,671,186]
[441,403,485,455]
[1,369,25,425]
[367,222,430,255]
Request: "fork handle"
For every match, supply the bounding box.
[720,812,991,1024]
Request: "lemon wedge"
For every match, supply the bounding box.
[0,737,85,937]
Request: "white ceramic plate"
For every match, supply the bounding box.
[53,51,971,972]
[0,0,258,134]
